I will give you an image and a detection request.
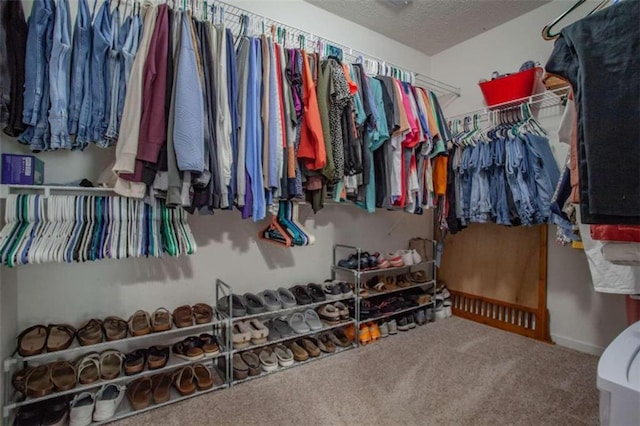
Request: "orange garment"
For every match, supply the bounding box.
[342,63,358,95]
[297,50,326,171]
[432,156,448,196]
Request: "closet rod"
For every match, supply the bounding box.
[210,0,461,97]
[445,87,569,122]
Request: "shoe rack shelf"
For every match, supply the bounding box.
[2,280,234,423]
[231,343,356,386]
[231,294,354,322]
[230,319,356,355]
[331,242,437,345]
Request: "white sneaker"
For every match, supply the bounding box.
[93,384,126,422]
[411,249,422,264]
[69,392,96,426]
[400,250,414,266]
[444,300,452,318]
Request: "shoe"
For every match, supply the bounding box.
[304,309,324,330]
[317,304,341,324]
[375,252,391,269]
[307,283,326,302]
[298,338,321,357]
[333,302,350,320]
[151,308,172,332]
[69,392,95,426]
[274,344,295,366]
[343,324,356,342]
[337,254,359,269]
[368,323,381,341]
[99,350,124,380]
[261,290,283,311]
[407,315,416,329]
[287,341,309,361]
[246,319,269,344]
[77,319,104,345]
[232,322,252,349]
[359,324,372,345]
[172,337,204,361]
[444,300,452,318]
[435,300,447,320]
[192,303,214,324]
[288,312,311,334]
[397,317,409,331]
[241,352,261,376]
[217,294,247,317]
[172,367,196,396]
[75,353,100,385]
[339,282,354,297]
[232,354,249,380]
[388,319,398,334]
[290,285,313,305]
[277,287,298,308]
[386,252,404,268]
[317,334,336,353]
[93,384,125,422]
[151,373,171,404]
[322,280,344,300]
[193,364,214,390]
[333,329,354,346]
[257,347,279,372]
[415,310,427,326]
[41,395,70,426]
[243,293,266,315]
[378,321,389,337]
[400,250,414,266]
[50,361,76,391]
[103,317,128,341]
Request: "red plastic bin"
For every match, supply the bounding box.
[479,67,543,108]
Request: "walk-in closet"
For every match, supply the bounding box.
[0,0,638,425]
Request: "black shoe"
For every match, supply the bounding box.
[41,396,70,426]
[323,281,343,300]
[290,285,313,305]
[243,293,266,314]
[340,282,353,297]
[397,316,410,331]
[307,283,326,302]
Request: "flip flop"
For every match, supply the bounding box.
[151,373,171,404]
[232,354,249,380]
[127,377,152,410]
[17,325,48,357]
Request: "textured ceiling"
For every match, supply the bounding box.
[306,0,550,55]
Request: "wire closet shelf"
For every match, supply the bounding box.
[208,0,460,98]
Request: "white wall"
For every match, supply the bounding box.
[431,0,628,355]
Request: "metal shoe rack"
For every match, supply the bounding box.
[331,243,437,343]
[224,291,357,386]
[2,280,232,425]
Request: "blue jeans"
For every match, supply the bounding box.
[19,0,54,151]
[524,133,561,223]
[104,8,122,143]
[506,136,537,225]
[48,0,72,149]
[88,1,112,146]
[490,137,511,225]
[68,0,90,139]
[460,146,473,222]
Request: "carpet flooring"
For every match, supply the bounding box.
[113,317,599,426]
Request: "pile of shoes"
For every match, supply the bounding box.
[16,303,214,357]
[218,282,353,318]
[232,327,354,380]
[337,250,423,270]
[435,282,452,320]
[359,296,419,320]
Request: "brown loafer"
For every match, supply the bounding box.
[192,303,213,324]
[25,365,53,398]
[77,319,103,346]
[103,316,128,341]
[193,364,213,390]
[286,341,309,362]
[173,305,194,328]
[151,308,172,333]
[128,310,151,337]
[17,325,48,357]
[127,377,152,411]
[172,366,196,396]
[232,354,249,380]
[50,361,76,391]
[47,324,77,352]
[151,373,171,404]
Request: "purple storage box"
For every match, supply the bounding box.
[1,154,45,185]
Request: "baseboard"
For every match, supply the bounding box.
[551,333,605,356]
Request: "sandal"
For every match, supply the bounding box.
[172,366,196,396]
[12,368,29,394]
[128,310,152,337]
[232,354,249,380]
[25,364,53,398]
[241,352,261,376]
[232,322,252,349]
[127,377,152,411]
[50,361,76,391]
[17,325,48,357]
[151,308,172,333]
[193,364,213,390]
[147,346,169,370]
[151,373,171,404]
[100,350,124,380]
[210,367,225,387]
[103,316,128,341]
[76,353,100,385]
[246,319,269,344]
[409,270,430,284]
[192,303,213,324]
[198,334,220,356]
[77,319,103,346]
[124,349,147,376]
[173,305,194,328]
[45,324,76,353]
[172,337,204,361]
[396,274,412,288]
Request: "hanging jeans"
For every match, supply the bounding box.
[68,0,90,139]
[0,2,9,129]
[523,133,560,223]
[490,137,511,226]
[104,9,123,142]
[3,0,28,137]
[88,2,112,146]
[506,136,537,225]
[459,146,473,223]
[19,0,54,151]
[48,0,72,150]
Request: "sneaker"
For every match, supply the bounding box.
[444,300,452,318]
[426,307,436,322]
[397,317,410,331]
[407,315,416,329]
[375,252,391,269]
[386,252,404,268]
[93,384,125,422]
[415,310,427,326]
[387,319,398,334]
[368,323,381,341]
[339,282,354,297]
[435,300,447,320]
[322,280,343,300]
[378,321,389,337]
[359,324,372,345]
[69,392,95,426]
